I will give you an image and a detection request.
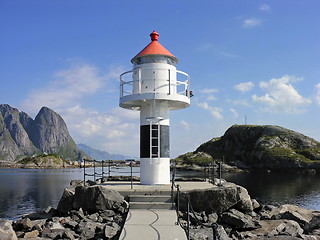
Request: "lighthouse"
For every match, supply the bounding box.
[119,31,191,185]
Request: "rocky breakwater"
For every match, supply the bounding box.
[178,182,320,239]
[0,180,129,240]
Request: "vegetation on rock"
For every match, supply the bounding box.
[175,125,320,169]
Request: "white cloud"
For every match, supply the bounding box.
[20,63,141,156]
[252,75,312,113]
[234,82,254,92]
[198,88,219,94]
[197,102,223,120]
[230,108,238,118]
[180,120,190,130]
[206,95,217,101]
[316,83,320,105]
[242,18,262,28]
[260,4,271,11]
[61,105,139,156]
[220,51,239,58]
[22,63,124,115]
[196,43,213,52]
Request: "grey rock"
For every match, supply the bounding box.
[207,212,218,223]
[179,183,253,214]
[64,219,78,230]
[14,218,33,231]
[268,220,303,237]
[0,218,18,240]
[73,185,125,212]
[104,222,120,239]
[280,210,308,228]
[252,199,261,210]
[24,206,56,220]
[23,229,39,238]
[62,230,76,240]
[77,221,97,239]
[305,215,320,234]
[41,228,65,239]
[87,213,99,222]
[57,188,75,214]
[214,224,232,240]
[32,219,47,232]
[221,209,260,229]
[45,220,64,230]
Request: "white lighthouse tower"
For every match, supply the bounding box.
[120,31,191,185]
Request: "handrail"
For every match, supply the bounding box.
[171,161,219,240]
[83,159,140,189]
[120,68,190,98]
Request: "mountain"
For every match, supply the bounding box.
[177,125,320,169]
[77,143,134,161]
[0,104,88,164]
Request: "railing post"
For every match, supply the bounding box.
[108,160,111,178]
[83,159,86,186]
[93,160,96,182]
[219,162,222,186]
[101,160,104,179]
[130,162,133,190]
[187,196,190,240]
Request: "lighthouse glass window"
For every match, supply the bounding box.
[134,56,176,66]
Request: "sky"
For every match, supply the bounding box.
[1,0,320,158]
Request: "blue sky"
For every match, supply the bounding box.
[1,0,320,158]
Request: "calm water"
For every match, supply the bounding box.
[1,167,320,220]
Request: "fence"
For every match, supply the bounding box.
[171,161,224,240]
[82,159,140,189]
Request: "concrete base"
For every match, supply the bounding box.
[140,158,170,185]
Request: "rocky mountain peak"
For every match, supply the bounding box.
[0,104,87,163]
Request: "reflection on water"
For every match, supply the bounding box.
[177,169,320,211]
[1,167,320,220]
[0,167,139,220]
[222,171,320,210]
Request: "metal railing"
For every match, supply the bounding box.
[120,68,190,98]
[82,159,140,189]
[171,161,224,240]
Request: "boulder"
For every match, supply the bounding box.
[23,230,39,238]
[220,209,260,229]
[13,218,33,232]
[73,185,126,212]
[104,222,120,239]
[24,206,57,220]
[57,188,75,214]
[214,224,232,240]
[179,183,253,214]
[207,212,218,223]
[0,219,17,240]
[304,215,320,234]
[268,220,303,237]
[41,228,66,239]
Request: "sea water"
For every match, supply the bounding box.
[1,167,320,220]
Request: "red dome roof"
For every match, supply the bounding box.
[131,31,178,63]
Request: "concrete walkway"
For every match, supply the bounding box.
[102,181,214,240]
[119,209,186,240]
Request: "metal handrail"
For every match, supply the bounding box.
[83,159,139,189]
[171,162,219,240]
[120,68,190,98]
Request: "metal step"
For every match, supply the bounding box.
[129,202,173,210]
[130,195,171,203]
[128,192,174,210]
